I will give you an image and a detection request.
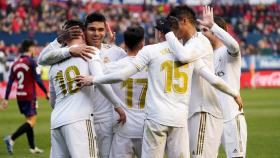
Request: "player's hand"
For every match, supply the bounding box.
[155,17,172,34]
[1,99,8,110]
[75,75,94,88]
[46,92,50,100]
[105,22,116,44]
[57,26,83,44]
[69,44,96,61]
[234,95,243,111]
[114,107,126,124]
[197,5,214,29]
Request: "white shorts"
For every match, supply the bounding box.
[109,133,142,158]
[51,119,98,158]
[188,112,223,158]
[94,120,113,158]
[141,119,189,158]
[222,114,247,158]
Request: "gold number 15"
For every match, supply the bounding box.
[161,60,188,94]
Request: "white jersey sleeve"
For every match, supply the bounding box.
[38,39,71,65]
[87,49,124,108]
[210,23,240,56]
[165,32,211,63]
[194,59,238,97]
[93,46,150,84]
[49,73,56,109]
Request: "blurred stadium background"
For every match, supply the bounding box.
[0,0,279,157]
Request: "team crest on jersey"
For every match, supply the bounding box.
[103,57,110,63]
[216,71,225,77]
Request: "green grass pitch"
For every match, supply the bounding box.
[0,88,279,158]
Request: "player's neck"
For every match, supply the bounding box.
[182,27,197,44]
[213,41,224,50]
[127,50,138,56]
[95,43,102,49]
[67,39,84,47]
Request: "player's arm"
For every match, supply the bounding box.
[49,77,56,109]
[30,59,49,100]
[194,59,243,110]
[38,39,69,65]
[94,64,138,84]
[156,17,207,63]
[198,6,240,56]
[81,55,126,123]
[210,24,240,56]
[165,32,206,63]
[38,40,95,65]
[2,67,15,109]
[76,47,148,85]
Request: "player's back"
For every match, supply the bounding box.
[49,57,95,129]
[105,56,148,138]
[188,32,222,118]
[134,41,194,127]
[11,55,37,101]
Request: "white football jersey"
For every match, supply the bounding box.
[133,41,195,127]
[92,44,127,123]
[188,33,223,119]
[49,48,101,129]
[214,46,242,121]
[105,56,148,138]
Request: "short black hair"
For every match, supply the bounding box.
[124,26,144,51]
[85,12,106,27]
[63,19,84,31]
[214,17,227,31]
[19,39,36,54]
[168,5,196,25]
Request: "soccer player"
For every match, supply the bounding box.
[38,13,127,158]
[49,19,125,158]
[75,17,242,158]
[2,40,49,154]
[163,5,243,158]
[107,26,147,158]
[197,6,247,158]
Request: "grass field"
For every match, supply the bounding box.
[0,88,279,158]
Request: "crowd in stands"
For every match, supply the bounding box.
[0,0,279,58]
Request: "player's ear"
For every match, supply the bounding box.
[140,39,144,48]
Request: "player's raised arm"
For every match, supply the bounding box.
[38,25,95,65]
[155,17,208,63]
[194,59,243,110]
[197,6,240,55]
[38,39,70,65]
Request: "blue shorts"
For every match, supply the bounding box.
[17,100,37,117]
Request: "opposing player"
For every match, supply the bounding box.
[49,20,125,158]
[163,5,243,158]
[38,13,127,158]
[106,26,147,158]
[76,17,242,158]
[2,40,49,154]
[197,6,247,158]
